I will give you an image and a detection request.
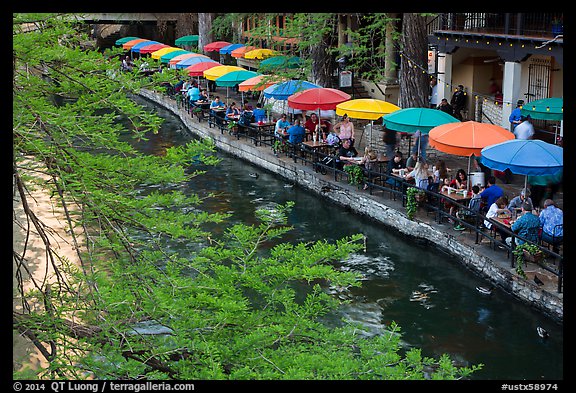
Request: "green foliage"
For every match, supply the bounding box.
[406,187,421,220]
[344,164,365,187]
[512,243,542,278]
[13,13,481,381]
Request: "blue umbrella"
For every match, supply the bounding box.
[263,80,320,100]
[175,56,216,69]
[480,139,563,188]
[219,43,245,55]
[131,41,160,53]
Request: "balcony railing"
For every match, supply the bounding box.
[428,13,563,39]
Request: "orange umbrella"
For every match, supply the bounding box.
[231,46,256,58]
[238,74,285,92]
[429,120,515,189]
[122,38,149,50]
[429,121,515,157]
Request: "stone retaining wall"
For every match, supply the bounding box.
[139,89,563,323]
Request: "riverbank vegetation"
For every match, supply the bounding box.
[13,13,481,380]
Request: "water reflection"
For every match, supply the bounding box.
[130,96,563,380]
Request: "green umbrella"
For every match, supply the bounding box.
[175,35,199,46]
[115,36,140,46]
[260,55,301,69]
[383,107,459,134]
[160,50,191,64]
[521,97,563,121]
[215,70,260,87]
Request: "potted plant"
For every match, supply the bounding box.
[227,120,239,134]
[344,164,365,188]
[512,243,544,279]
[405,187,421,220]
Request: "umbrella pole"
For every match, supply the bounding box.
[467,155,471,191]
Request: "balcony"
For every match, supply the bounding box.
[429,13,563,40]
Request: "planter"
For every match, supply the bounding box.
[523,249,544,263]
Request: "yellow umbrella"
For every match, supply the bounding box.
[244,48,278,59]
[151,47,183,60]
[203,65,246,81]
[336,98,400,120]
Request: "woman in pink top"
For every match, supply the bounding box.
[334,114,355,146]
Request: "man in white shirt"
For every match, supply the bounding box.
[513,116,535,140]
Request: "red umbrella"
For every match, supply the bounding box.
[139,43,171,54]
[203,41,232,52]
[287,87,351,110]
[186,61,222,76]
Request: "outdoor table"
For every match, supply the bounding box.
[248,122,275,146]
[302,140,330,166]
[439,188,472,204]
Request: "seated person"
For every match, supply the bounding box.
[304,113,322,141]
[456,185,482,225]
[405,152,418,172]
[539,199,563,251]
[479,176,504,213]
[450,169,468,190]
[386,151,405,187]
[505,201,541,247]
[405,159,429,189]
[238,106,255,127]
[275,114,291,139]
[209,96,226,124]
[507,188,533,213]
[320,118,332,135]
[286,119,306,145]
[359,146,378,190]
[253,103,267,124]
[186,84,200,105]
[484,196,511,242]
[196,89,210,106]
[335,138,358,170]
[225,102,241,120]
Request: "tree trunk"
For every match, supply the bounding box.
[198,13,214,52]
[399,13,429,108]
[310,16,337,88]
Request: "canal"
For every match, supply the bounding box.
[129,97,563,380]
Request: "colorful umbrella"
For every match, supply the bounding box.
[151,47,183,60]
[115,36,141,46]
[244,48,277,59]
[203,41,232,52]
[160,50,190,64]
[122,39,149,50]
[336,99,400,121]
[480,139,563,188]
[139,43,171,54]
[238,74,285,92]
[175,56,217,69]
[215,70,260,87]
[169,53,207,67]
[186,61,222,77]
[287,88,350,111]
[259,55,302,69]
[231,46,256,58]
[383,107,459,134]
[219,43,245,55]
[429,121,515,189]
[263,80,320,100]
[130,41,160,53]
[520,97,563,121]
[175,35,199,46]
[203,65,246,81]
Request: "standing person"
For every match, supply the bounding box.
[382,123,397,159]
[513,115,535,140]
[411,130,429,162]
[450,84,466,121]
[253,103,266,124]
[479,175,504,213]
[509,100,524,132]
[334,114,355,146]
[429,77,439,109]
[437,98,453,115]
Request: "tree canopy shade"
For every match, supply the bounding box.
[13,13,481,381]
